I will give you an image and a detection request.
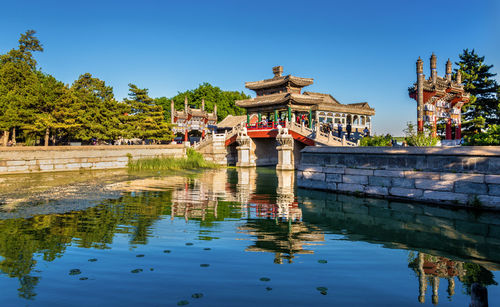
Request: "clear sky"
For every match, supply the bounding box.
[1,0,498,135]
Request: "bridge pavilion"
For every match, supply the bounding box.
[235,66,375,135]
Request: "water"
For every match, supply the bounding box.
[0,168,499,306]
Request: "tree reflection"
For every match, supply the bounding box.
[0,177,242,300]
[408,251,497,305]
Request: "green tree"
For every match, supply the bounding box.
[124,84,173,142]
[456,49,500,136]
[63,73,126,143]
[156,82,250,122]
[22,73,68,146]
[0,30,43,146]
[464,124,500,145]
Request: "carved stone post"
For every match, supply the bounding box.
[276,130,294,170]
[236,129,255,167]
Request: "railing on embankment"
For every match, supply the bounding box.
[297,146,500,209]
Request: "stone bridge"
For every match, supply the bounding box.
[195,120,357,169]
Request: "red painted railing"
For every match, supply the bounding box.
[245,121,287,130]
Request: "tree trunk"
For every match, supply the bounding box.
[44,128,50,147]
[2,130,9,146]
[11,127,16,146]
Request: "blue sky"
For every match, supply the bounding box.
[1,0,498,135]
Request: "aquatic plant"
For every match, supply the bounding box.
[128,148,219,171]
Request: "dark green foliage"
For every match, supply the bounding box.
[456,49,500,136]
[464,125,500,145]
[359,134,392,146]
[156,83,250,122]
[460,263,498,294]
[62,73,130,142]
[124,84,173,142]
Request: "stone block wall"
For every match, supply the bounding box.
[0,145,185,174]
[297,146,500,209]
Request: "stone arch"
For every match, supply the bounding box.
[346,114,352,124]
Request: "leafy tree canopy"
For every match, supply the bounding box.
[456,49,500,136]
[124,84,173,141]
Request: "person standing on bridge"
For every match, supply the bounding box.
[346,123,352,140]
[338,123,343,138]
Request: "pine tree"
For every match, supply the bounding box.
[124,84,173,143]
[0,30,42,145]
[455,49,500,136]
[64,73,126,143]
[22,72,68,146]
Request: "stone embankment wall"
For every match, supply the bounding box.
[297,147,500,208]
[0,145,185,174]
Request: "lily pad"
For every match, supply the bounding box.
[163,250,171,253]
[203,248,211,251]
[318,260,328,264]
[200,264,210,267]
[177,300,189,306]
[69,269,81,275]
[316,287,328,292]
[79,277,88,281]
[150,268,154,271]
[266,287,273,291]
[191,293,203,299]
[185,243,194,246]
[259,277,271,282]
[88,258,98,262]
[136,254,145,258]
[131,269,143,274]
[320,291,328,295]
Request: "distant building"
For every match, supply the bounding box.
[235,66,375,134]
[171,97,217,139]
[409,54,470,140]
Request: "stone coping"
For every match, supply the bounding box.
[302,146,500,156]
[0,144,184,152]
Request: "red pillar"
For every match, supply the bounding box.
[184,130,188,142]
[417,120,424,133]
[445,119,452,140]
[455,123,461,140]
[202,130,205,138]
[431,117,437,138]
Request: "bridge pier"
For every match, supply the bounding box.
[276,131,294,170]
[236,133,255,168]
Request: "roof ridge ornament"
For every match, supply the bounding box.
[273,66,283,78]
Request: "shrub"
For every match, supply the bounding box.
[463,125,500,145]
[360,134,392,146]
[404,122,438,146]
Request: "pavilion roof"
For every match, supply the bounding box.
[409,76,470,99]
[236,93,322,108]
[303,92,341,104]
[245,75,314,90]
[217,115,247,128]
[173,108,217,120]
[317,102,375,116]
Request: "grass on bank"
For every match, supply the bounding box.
[128,148,219,171]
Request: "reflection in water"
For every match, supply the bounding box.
[298,188,500,305]
[0,168,498,305]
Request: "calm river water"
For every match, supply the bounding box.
[0,168,499,306]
